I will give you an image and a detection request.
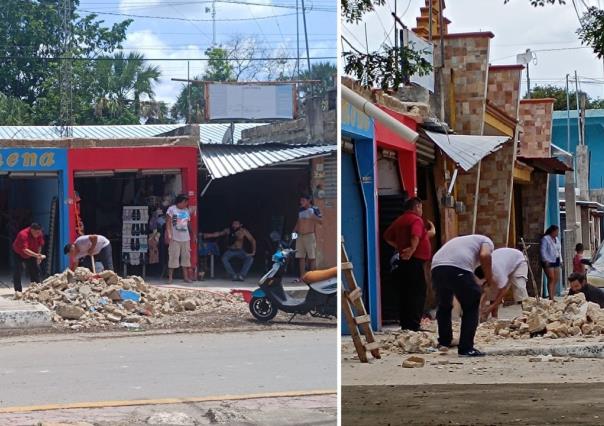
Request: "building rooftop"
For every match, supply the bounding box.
[553,109,604,120]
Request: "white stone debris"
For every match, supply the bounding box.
[22,267,245,329]
[494,294,604,339]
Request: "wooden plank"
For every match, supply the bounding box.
[364,342,381,351]
[341,262,354,271]
[347,288,362,302]
[341,289,368,363]
[354,315,371,324]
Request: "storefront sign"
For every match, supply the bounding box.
[0,148,67,171]
[341,99,373,139]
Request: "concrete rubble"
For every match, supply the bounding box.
[20,267,246,330]
[493,294,604,339]
[380,330,438,354]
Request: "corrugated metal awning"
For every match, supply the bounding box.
[424,131,510,171]
[517,156,573,175]
[200,144,336,179]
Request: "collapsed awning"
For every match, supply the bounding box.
[517,156,573,175]
[200,143,336,179]
[423,131,510,171]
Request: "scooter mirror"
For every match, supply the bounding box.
[291,232,298,240]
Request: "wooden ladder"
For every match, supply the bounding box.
[341,239,380,363]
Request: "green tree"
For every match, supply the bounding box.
[527,85,604,110]
[204,47,235,82]
[298,62,337,98]
[0,93,31,125]
[171,78,206,124]
[0,0,131,105]
[341,0,432,89]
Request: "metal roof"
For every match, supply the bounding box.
[199,123,267,144]
[424,131,510,171]
[0,123,266,143]
[200,143,337,179]
[517,156,573,175]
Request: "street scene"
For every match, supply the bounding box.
[0,0,337,424]
[341,0,604,424]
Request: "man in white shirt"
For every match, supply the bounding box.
[476,248,529,319]
[167,194,193,284]
[431,234,495,357]
[64,234,113,271]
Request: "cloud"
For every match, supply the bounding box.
[343,0,604,97]
[124,30,206,104]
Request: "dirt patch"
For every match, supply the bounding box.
[342,383,604,425]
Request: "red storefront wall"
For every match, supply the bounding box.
[375,107,418,196]
[67,146,199,268]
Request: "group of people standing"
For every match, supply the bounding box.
[384,197,584,357]
[11,193,323,291]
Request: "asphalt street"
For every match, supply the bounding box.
[0,329,337,409]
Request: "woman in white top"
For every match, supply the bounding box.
[540,225,561,301]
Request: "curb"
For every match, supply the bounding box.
[0,303,52,329]
[487,343,604,358]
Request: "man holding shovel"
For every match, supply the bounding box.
[64,234,113,272]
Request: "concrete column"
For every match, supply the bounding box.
[581,206,590,254]
[563,168,578,277]
[577,144,590,200]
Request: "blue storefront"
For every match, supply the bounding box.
[0,148,69,273]
[342,99,380,332]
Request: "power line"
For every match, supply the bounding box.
[79,9,303,21]
[0,55,337,61]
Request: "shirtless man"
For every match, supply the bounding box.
[203,220,256,281]
[293,195,323,281]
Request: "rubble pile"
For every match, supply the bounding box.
[494,294,604,339]
[380,330,438,354]
[20,267,245,329]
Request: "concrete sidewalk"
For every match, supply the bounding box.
[0,295,52,328]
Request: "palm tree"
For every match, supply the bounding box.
[91,52,161,123]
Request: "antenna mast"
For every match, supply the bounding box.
[59,0,73,137]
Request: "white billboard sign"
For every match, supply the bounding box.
[206,83,295,120]
[405,29,435,93]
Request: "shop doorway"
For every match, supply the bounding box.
[74,171,182,277]
[198,166,310,280]
[0,174,62,282]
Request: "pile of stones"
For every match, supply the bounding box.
[494,293,604,339]
[381,330,438,354]
[18,267,245,329]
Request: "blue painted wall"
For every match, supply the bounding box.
[0,148,69,271]
[553,110,604,189]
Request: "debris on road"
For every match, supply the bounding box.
[402,356,426,368]
[21,267,246,330]
[381,330,438,354]
[493,294,604,339]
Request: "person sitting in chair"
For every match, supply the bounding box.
[203,220,256,281]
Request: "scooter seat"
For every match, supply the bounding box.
[303,267,337,284]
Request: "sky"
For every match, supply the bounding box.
[343,0,604,99]
[77,0,337,106]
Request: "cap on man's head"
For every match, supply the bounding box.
[30,223,42,231]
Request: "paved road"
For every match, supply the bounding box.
[0,329,336,408]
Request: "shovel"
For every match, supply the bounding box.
[520,238,540,301]
[90,254,96,274]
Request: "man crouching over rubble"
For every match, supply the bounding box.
[568,272,604,308]
[476,248,529,321]
[431,234,495,357]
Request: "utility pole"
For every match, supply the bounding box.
[300,0,312,95]
[563,73,578,285]
[59,0,73,137]
[296,0,300,79]
[212,0,217,46]
[525,49,532,99]
[575,71,590,201]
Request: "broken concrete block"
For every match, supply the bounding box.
[402,356,425,368]
[528,315,547,334]
[56,304,85,320]
[182,299,197,311]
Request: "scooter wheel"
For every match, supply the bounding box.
[249,297,278,322]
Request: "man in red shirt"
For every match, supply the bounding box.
[12,223,46,293]
[384,197,435,331]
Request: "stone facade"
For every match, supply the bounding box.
[487,65,524,119]
[475,141,516,247]
[518,99,555,157]
[435,33,493,135]
[240,97,336,145]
